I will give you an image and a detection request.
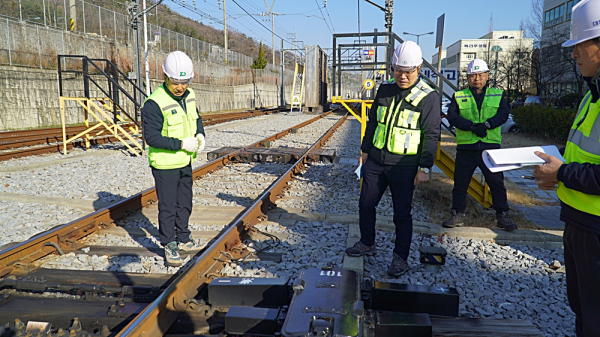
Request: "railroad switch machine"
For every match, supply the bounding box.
[208,266,459,336]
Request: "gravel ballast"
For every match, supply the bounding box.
[2,115,574,336]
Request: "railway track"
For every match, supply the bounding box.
[0,108,558,337]
[0,110,348,336]
[0,108,283,161]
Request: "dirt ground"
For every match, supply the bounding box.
[416,131,566,230]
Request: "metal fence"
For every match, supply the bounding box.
[0,0,293,86]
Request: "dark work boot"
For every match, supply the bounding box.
[387,252,409,277]
[442,210,465,228]
[496,212,517,231]
[345,241,376,257]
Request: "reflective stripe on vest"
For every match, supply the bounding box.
[372,78,432,155]
[556,91,600,216]
[454,87,503,145]
[146,85,199,170]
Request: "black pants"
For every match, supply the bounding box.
[451,149,509,214]
[359,157,418,261]
[151,164,193,246]
[564,223,600,337]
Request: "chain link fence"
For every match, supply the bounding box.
[0,0,294,86]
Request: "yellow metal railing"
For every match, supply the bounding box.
[59,97,143,156]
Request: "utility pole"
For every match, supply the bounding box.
[222,0,227,63]
[364,0,393,79]
[281,38,285,106]
[262,0,277,65]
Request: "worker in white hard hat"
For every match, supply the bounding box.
[532,0,600,335]
[345,40,441,277]
[441,58,515,231]
[141,50,206,267]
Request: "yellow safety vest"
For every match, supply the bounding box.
[372,79,433,155]
[146,85,198,170]
[454,87,503,144]
[556,91,600,216]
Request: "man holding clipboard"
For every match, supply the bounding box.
[533,1,600,335]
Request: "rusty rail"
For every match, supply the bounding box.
[117,112,349,336]
[0,108,284,160]
[0,110,334,278]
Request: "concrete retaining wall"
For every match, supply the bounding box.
[0,65,292,131]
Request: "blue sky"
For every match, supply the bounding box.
[166,0,535,61]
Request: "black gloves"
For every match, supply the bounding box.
[471,123,488,138]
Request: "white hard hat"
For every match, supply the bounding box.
[162,51,194,83]
[562,0,600,47]
[392,41,423,70]
[467,59,489,75]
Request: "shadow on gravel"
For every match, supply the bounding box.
[215,192,255,207]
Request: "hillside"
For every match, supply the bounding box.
[1,0,276,65]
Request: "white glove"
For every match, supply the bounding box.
[181,137,199,152]
[196,134,206,152]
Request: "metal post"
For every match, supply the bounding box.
[272,12,275,64]
[223,0,228,63]
[6,19,12,66]
[332,34,336,98]
[63,0,67,30]
[19,0,22,21]
[37,25,42,69]
[143,0,150,96]
[82,0,85,34]
[98,5,102,36]
[114,11,117,42]
[43,0,47,26]
[280,38,284,106]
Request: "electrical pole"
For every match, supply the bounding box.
[262,0,277,64]
[365,0,393,79]
[222,0,227,63]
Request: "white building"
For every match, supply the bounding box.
[433,31,533,90]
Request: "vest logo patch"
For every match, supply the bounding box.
[462,99,468,102]
[171,109,177,114]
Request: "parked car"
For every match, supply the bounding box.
[501,114,520,133]
[524,96,543,106]
[510,99,524,109]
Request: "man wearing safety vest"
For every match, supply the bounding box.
[533,0,600,335]
[345,41,441,277]
[142,51,206,267]
[442,58,517,231]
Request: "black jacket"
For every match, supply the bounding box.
[557,76,600,234]
[142,84,205,151]
[361,78,440,168]
[446,86,510,151]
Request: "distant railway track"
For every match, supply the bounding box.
[0,110,345,336]
[0,108,284,161]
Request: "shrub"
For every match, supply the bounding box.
[511,106,577,142]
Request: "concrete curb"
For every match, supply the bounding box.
[342,223,364,275]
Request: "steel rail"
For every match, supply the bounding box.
[0,110,335,278]
[118,111,349,337]
[0,108,285,160]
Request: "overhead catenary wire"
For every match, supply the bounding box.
[167,0,272,43]
[322,0,335,33]
[230,0,292,43]
[313,0,332,34]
